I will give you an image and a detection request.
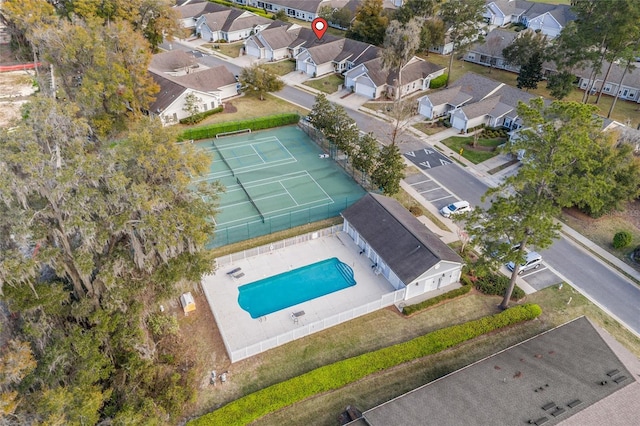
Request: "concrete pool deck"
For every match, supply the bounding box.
[201,230,401,362]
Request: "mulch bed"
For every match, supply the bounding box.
[223,102,238,114]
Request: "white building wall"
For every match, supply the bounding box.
[159,89,221,126]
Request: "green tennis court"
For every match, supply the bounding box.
[193,126,365,247]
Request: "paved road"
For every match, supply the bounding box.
[167,40,640,336]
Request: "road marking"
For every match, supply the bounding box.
[431,195,457,202]
[520,266,547,277]
[419,188,443,193]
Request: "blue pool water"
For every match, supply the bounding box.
[237,257,356,318]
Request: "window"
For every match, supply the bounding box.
[211,101,216,108]
[257,2,264,8]
[203,104,208,111]
[604,84,611,92]
[287,8,295,16]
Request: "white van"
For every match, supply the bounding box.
[506,252,542,274]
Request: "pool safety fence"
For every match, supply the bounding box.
[211,198,358,248]
[215,225,342,269]
[299,121,375,191]
[222,287,406,363]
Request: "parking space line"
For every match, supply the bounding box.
[431,195,457,202]
[521,266,548,277]
[410,179,432,185]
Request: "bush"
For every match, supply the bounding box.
[475,272,525,300]
[179,106,223,125]
[613,230,633,249]
[188,304,541,426]
[429,74,448,89]
[179,113,300,140]
[402,285,471,315]
[408,205,423,216]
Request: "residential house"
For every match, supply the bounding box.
[342,193,463,300]
[417,72,503,120]
[357,316,640,425]
[464,28,520,72]
[295,37,378,77]
[449,83,538,132]
[428,32,454,56]
[483,0,576,38]
[575,60,640,104]
[344,56,445,100]
[148,55,238,126]
[245,21,330,61]
[194,8,271,42]
[231,0,348,22]
[174,0,227,30]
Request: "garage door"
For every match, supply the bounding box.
[246,44,261,59]
[355,82,375,99]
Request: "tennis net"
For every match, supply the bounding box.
[236,177,265,223]
[212,141,234,176]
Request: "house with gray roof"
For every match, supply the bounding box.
[174,0,228,30]
[344,56,445,100]
[296,37,377,77]
[417,72,503,120]
[449,83,539,132]
[483,0,533,28]
[341,193,463,300]
[231,0,347,21]
[149,50,199,76]
[245,21,338,61]
[352,316,640,426]
[194,8,271,42]
[575,59,640,104]
[483,0,576,38]
[464,28,521,72]
[148,64,237,126]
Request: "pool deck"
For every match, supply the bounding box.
[201,232,398,362]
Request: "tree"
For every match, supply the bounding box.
[371,143,405,195]
[308,94,359,157]
[240,64,284,101]
[319,5,352,29]
[466,99,640,307]
[273,9,289,22]
[419,18,445,54]
[394,0,438,22]
[0,97,221,422]
[308,93,334,131]
[546,71,575,100]
[516,51,543,91]
[502,30,547,69]
[351,132,380,184]
[439,0,487,87]
[381,18,421,100]
[182,92,202,124]
[0,340,36,417]
[346,0,388,46]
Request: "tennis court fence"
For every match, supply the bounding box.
[215,225,342,268]
[210,196,360,248]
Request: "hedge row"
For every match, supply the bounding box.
[210,0,272,18]
[188,304,542,426]
[179,113,300,141]
[179,106,223,125]
[402,284,471,315]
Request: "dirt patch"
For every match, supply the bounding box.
[223,102,237,114]
[0,71,38,127]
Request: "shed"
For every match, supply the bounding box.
[180,292,196,314]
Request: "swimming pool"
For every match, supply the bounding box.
[237,257,356,318]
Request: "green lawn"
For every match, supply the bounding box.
[262,60,296,76]
[303,73,344,94]
[203,42,244,58]
[441,136,505,164]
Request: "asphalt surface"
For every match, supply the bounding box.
[167,40,640,336]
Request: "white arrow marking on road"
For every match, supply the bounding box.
[405,151,416,157]
[423,149,434,155]
[439,159,452,166]
[419,161,431,169]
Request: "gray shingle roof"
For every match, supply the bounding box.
[201,10,270,33]
[361,317,639,426]
[450,72,503,102]
[170,65,236,92]
[469,28,519,56]
[261,0,326,14]
[492,0,533,17]
[459,96,505,119]
[149,50,197,74]
[174,1,226,19]
[362,57,444,87]
[341,193,462,284]
[149,72,187,113]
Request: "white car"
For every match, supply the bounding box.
[440,200,471,218]
[506,252,542,274]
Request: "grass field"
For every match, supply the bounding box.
[421,54,640,129]
[303,74,344,94]
[203,42,243,58]
[262,60,296,76]
[441,135,505,164]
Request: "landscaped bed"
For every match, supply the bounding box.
[303,74,344,94]
[441,135,506,164]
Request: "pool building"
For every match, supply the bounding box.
[202,193,464,362]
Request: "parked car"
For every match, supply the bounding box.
[440,200,471,218]
[506,251,542,274]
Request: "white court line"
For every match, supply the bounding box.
[249,143,267,164]
[430,195,456,202]
[304,171,334,203]
[214,135,278,149]
[279,181,299,207]
[194,157,298,181]
[241,170,307,186]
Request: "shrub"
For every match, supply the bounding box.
[179,106,223,125]
[460,274,473,287]
[402,284,471,315]
[179,113,300,140]
[188,304,541,426]
[613,230,633,249]
[475,272,525,300]
[429,74,448,89]
[408,205,423,216]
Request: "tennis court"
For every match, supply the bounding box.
[193,126,365,247]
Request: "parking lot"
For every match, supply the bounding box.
[405,173,458,210]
